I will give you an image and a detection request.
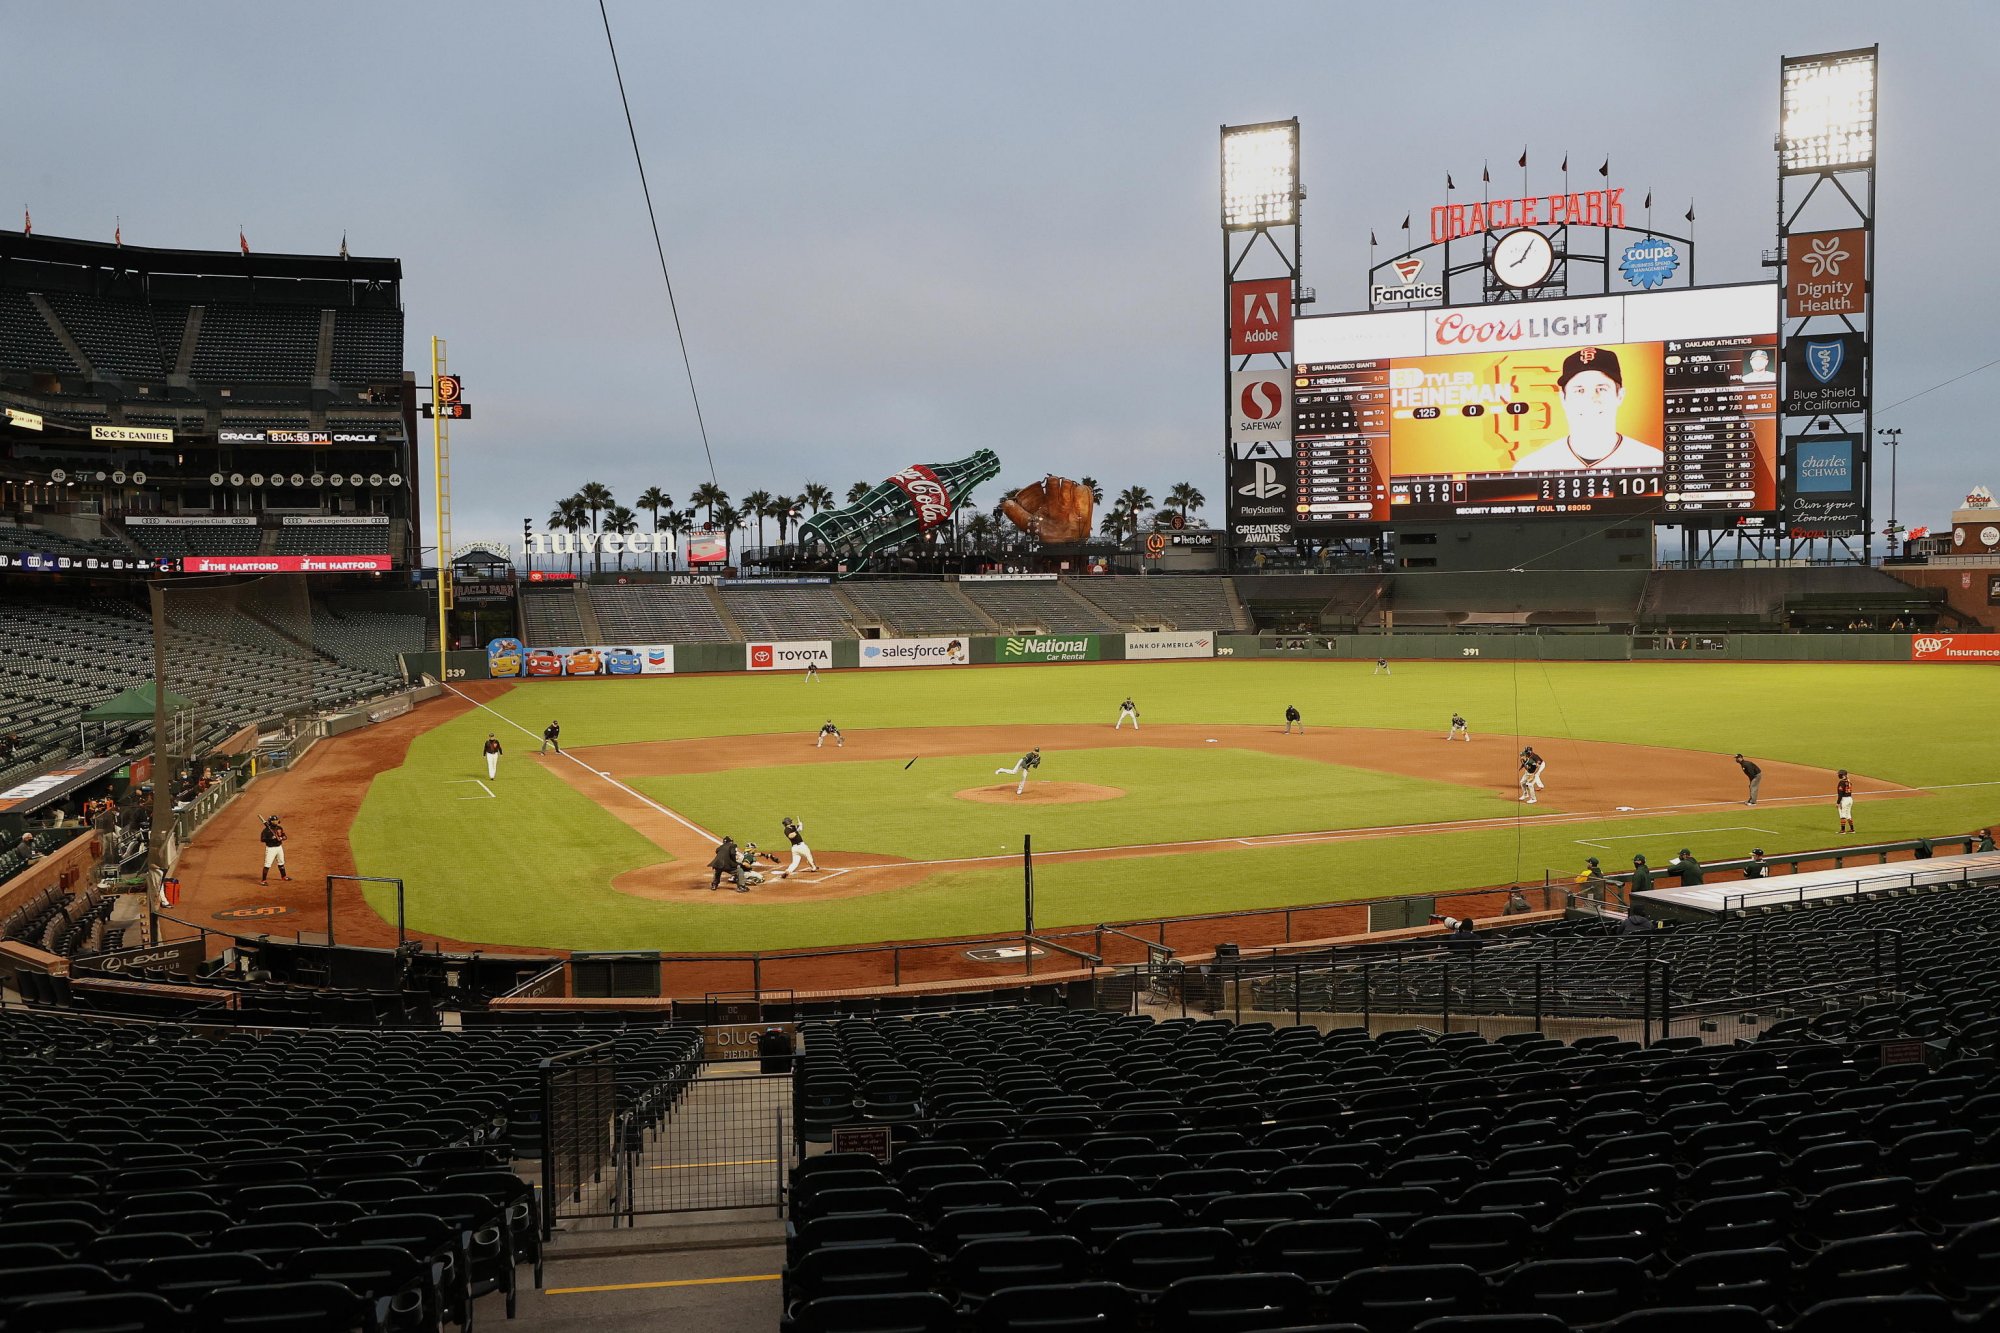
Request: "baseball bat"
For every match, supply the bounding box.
[904,757,918,770]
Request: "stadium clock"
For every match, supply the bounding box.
[1491,229,1555,289]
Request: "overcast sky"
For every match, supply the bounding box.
[11,1,1995,548]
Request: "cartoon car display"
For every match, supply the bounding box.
[525,649,563,677]
[565,648,603,676]
[603,648,643,676]
[485,636,524,679]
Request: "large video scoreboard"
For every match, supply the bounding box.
[1289,284,1777,525]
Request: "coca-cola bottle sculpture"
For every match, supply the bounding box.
[798,449,1000,571]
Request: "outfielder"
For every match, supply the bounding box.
[1837,769,1855,832]
[779,816,818,878]
[805,662,818,683]
[995,746,1043,795]
[482,733,503,779]
[816,720,844,749]
[539,720,561,755]
[1374,657,1392,676]
[1115,697,1140,730]
[259,815,290,883]
[1447,712,1470,742]
[1283,705,1303,735]
[1735,754,1762,806]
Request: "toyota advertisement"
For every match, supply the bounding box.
[747,640,832,672]
[1285,284,1778,524]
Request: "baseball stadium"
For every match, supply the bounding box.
[7,14,2000,1333]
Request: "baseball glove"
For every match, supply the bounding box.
[1001,475,1095,544]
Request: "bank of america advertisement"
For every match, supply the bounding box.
[1125,632,1216,660]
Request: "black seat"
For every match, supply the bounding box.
[947,1235,1090,1302]
[7,1292,182,1333]
[1155,1271,1313,1333]
[1330,1264,1486,1333]
[1657,1247,1790,1314]
[1498,1257,1648,1325]
[1600,1308,1773,1333]
[190,1280,372,1333]
[1401,1212,1533,1274]
[1101,1227,1237,1292]
[1789,1294,1957,1333]
[1798,1231,1930,1301]
[974,1281,1136,1333]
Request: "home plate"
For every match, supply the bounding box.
[1616,806,1634,811]
[1206,739,1217,743]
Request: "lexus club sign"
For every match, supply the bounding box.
[1229,371,1292,447]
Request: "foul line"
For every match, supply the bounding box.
[452,779,496,801]
[1576,825,1776,849]
[445,685,719,845]
[547,1274,780,1295]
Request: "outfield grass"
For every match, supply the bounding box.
[632,747,1524,860]
[347,662,2000,951]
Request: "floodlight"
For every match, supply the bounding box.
[1781,49,1876,172]
[1222,120,1299,230]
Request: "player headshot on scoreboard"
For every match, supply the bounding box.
[1512,347,1666,472]
[1740,348,1777,384]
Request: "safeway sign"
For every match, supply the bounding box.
[1229,371,1291,447]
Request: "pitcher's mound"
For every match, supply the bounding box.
[956,782,1127,806]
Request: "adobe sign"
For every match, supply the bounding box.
[1229,278,1292,355]
[1786,229,1866,317]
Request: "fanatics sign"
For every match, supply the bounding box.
[1229,278,1293,356]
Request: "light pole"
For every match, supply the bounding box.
[1877,427,1903,552]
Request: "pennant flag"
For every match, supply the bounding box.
[1369,230,1377,246]
[1598,156,1610,178]
[1446,173,1455,191]
[1684,201,1696,223]
[1560,153,1568,173]
[339,232,349,259]
[1644,190,1652,209]
[1518,147,1528,169]
[21,208,29,236]
[1400,213,1411,230]
[114,220,122,247]
[1481,163,1490,184]
[239,229,249,255]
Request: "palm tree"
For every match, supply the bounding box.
[964,512,995,551]
[1100,508,1125,542]
[636,487,672,571]
[666,507,696,571]
[1080,477,1103,504]
[801,481,834,515]
[771,495,800,548]
[845,481,871,505]
[1116,485,1153,536]
[575,481,615,574]
[550,496,588,577]
[712,501,744,562]
[1166,482,1205,525]
[603,505,639,571]
[740,490,775,555]
[689,481,729,525]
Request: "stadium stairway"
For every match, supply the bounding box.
[576,587,607,644]
[704,585,745,641]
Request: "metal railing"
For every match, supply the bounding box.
[539,1041,618,1239]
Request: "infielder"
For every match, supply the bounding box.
[1517,751,1541,804]
[1283,705,1303,735]
[1524,746,1547,791]
[995,747,1042,795]
[259,815,289,883]
[1447,712,1470,742]
[482,733,503,779]
[779,816,818,878]
[816,720,844,749]
[539,720,561,755]
[1116,697,1140,730]
[1837,770,1855,832]
[1374,657,1392,676]
[1735,754,1762,806]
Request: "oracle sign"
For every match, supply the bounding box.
[747,640,832,672]
[179,555,391,573]
[1229,278,1293,355]
[887,465,953,531]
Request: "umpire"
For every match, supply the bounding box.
[708,836,748,893]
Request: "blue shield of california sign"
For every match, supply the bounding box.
[1805,340,1845,384]
[1783,332,1867,415]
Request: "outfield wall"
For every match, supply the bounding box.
[408,628,1997,682]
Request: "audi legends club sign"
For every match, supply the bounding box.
[858,637,970,668]
[1229,278,1292,356]
[747,640,833,672]
[179,555,392,573]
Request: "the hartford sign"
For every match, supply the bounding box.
[181,555,390,573]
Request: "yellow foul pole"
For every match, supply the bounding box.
[431,335,453,683]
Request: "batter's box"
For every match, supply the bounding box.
[1574,825,1778,849]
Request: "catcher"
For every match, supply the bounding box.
[1000,475,1095,544]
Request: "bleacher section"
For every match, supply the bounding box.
[1638,567,1947,630]
[840,581,989,635]
[328,307,404,386]
[583,584,734,643]
[961,580,1120,632]
[720,586,856,640]
[519,588,588,645]
[314,593,426,676]
[1072,576,1247,631]
[787,879,2000,1333]
[0,1009,703,1328]
[187,303,321,383]
[0,521,138,566]
[125,520,261,560]
[39,291,167,379]
[274,520,391,555]
[2,882,128,960]
[0,287,79,374]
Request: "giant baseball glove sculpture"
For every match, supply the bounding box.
[1000,475,1095,544]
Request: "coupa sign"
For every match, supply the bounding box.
[1000,634,1102,663]
[747,640,832,672]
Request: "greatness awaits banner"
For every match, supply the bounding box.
[1124,632,1215,661]
[858,637,970,668]
[999,634,1103,663]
